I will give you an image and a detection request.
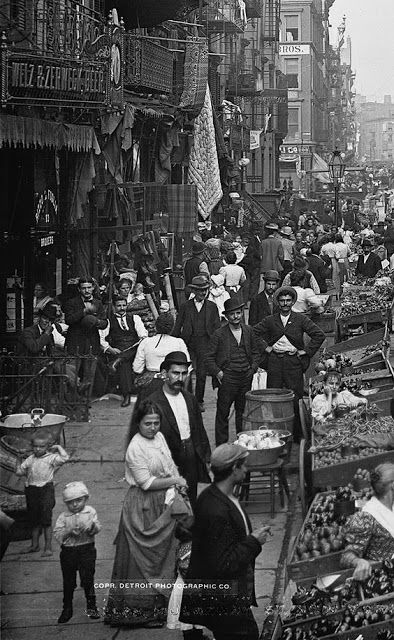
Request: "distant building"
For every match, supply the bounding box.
[357,95,394,163]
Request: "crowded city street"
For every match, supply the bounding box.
[1,1,394,640]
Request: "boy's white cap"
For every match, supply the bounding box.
[63,481,89,502]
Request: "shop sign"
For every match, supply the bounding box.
[280,144,312,155]
[35,189,58,229]
[279,44,310,55]
[260,89,288,104]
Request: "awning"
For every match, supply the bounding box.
[311,152,330,183]
[0,114,100,153]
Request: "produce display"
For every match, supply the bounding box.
[280,604,394,640]
[293,488,355,563]
[234,431,284,450]
[310,377,372,399]
[311,409,394,451]
[362,561,394,599]
[338,277,393,320]
[284,582,360,623]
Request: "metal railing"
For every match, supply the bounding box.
[124,34,174,93]
[7,0,105,58]
[0,353,96,421]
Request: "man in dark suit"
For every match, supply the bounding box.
[355,240,382,277]
[253,286,325,440]
[206,296,260,446]
[99,296,148,407]
[248,270,280,326]
[63,277,107,388]
[180,443,271,640]
[131,351,211,508]
[173,275,220,411]
[17,303,58,356]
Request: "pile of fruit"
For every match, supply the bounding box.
[362,561,394,599]
[293,488,353,562]
[314,447,387,468]
[315,354,354,375]
[312,411,393,451]
[284,582,360,623]
[280,604,394,640]
[310,377,371,399]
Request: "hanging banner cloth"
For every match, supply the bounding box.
[188,85,223,220]
[179,37,209,115]
[0,114,100,153]
[311,152,331,183]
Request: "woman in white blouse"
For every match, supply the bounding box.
[105,400,190,628]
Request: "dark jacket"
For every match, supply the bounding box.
[206,323,260,377]
[173,299,220,345]
[355,252,382,278]
[63,296,107,356]
[17,324,54,356]
[239,237,261,275]
[253,311,325,364]
[248,291,279,326]
[180,484,261,626]
[139,387,211,484]
[307,254,328,293]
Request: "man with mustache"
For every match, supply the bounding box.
[130,352,211,508]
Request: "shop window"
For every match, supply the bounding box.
[284,58,299,89]
[287,107,300,139]
[284,15,299,42]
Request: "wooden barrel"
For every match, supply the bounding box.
[242,389,295,434]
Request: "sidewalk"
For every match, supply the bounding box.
[1,386,302,640]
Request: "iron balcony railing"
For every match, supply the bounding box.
[5,0,106,59]
[124,34,174,94]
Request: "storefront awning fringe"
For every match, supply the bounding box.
[0,114,100,153]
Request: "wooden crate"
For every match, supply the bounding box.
[337,310,389,341]
[311,444,394,489]
[329,328,386,352]
[287,491,345,581]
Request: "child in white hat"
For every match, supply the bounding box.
[54,481,101,624]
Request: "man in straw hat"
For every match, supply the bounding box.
[206,296,260,446]
[174,276,220,411]
[180,443,271,640]
[253,286,324,440]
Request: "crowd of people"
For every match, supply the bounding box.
[9,199,394,637]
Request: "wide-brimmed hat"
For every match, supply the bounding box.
[211,443,249,470]
[280,226,293,237]
[190,275,210,290]
[263,270,280,282]
[161,351,191,369]
[275,286,297,302]
[265,223,279,231]
[223,296,245,314]
[192,242,206,255]
[38,303,58,322]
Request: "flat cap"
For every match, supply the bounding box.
[263,270,280,281]
[210,443,249,470]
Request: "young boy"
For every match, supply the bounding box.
[16,432,69,556]
[54,481,101,623]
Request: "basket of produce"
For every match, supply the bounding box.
[352,469,371,493]
[234,430,285,466]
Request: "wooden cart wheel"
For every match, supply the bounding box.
[299,438,307,517]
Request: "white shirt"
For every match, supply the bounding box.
[163,390,191,441]
[280,314,290,327]
[54,505,101,547]
[99,315,148,352]
[194,299,204,313]
[229,326,242,345]
[20,449,69,487]
[133,335,190,373]
[125,432,178,489]
[292,287,323,313]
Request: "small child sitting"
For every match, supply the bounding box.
[16,432,69,556]
[312,370,367,424]
[54,481,101,623]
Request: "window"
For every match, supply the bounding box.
[287,107,300,139]
[284,58,299,89]
[284,15,299,42]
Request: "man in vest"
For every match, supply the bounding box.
[174,275,220,411]
[206,296,260,446]
[100,296,148,406]
[184,242,209,298]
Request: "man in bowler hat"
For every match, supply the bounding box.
[206,296,260,446]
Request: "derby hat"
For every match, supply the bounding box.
[280,226,293,237]
[38,303,58,322]
[192,242,206,255]
[263,270,280,282]
[210,443,249,470]
[275,286,297,302]
[161,351,191,369]
[265,222,279,231]
[189,275,210,290]
[223,296,245,314]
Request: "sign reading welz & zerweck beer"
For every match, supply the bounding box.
[5,54,108,107]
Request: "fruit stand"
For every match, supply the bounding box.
[336,278,393,341]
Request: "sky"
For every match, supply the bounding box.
[328,0,394,101]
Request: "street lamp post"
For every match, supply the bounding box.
[328,148,346,227]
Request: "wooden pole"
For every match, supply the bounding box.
[108,241,117,312]
[145,293,159,320]
[163,270,176,318]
